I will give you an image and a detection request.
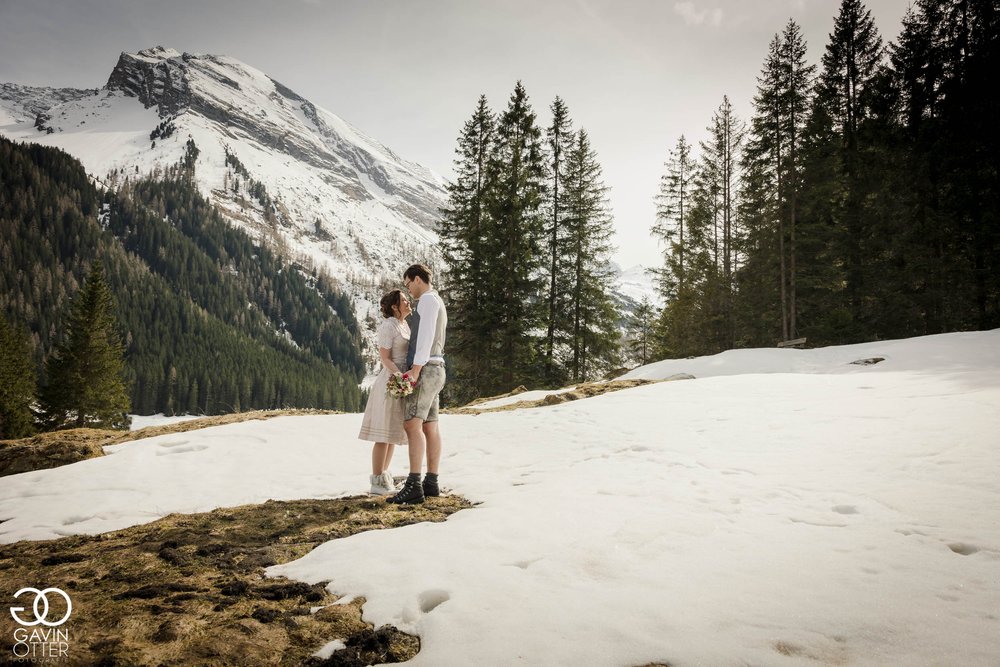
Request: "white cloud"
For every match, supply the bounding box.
[673,2,725,27]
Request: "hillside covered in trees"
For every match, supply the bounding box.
[0,136,364,422]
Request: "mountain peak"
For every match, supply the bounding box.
[134,46,184,61]
[106,47,191,115]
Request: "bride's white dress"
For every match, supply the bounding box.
[358,317,410,445]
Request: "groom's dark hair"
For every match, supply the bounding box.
[403,263,432,285]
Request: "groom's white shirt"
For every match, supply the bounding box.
[412,289,446,367]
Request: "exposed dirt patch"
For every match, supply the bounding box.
[447,379,665,415]
[0,429,109,477]
[462,385,530,408]
[0,494,473,665]
[849,357,886,366]
[0,409,340,478]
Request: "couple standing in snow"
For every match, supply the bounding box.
[357,263,448,505]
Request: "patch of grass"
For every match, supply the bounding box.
[447,379,662,415]
[0,494,473,665]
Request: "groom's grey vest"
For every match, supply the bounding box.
[405,292,446,370]
[405,307,419,371]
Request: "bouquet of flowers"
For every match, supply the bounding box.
[386,371,417,399]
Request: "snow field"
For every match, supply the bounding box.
[1,330,997,664]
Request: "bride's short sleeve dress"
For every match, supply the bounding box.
[358,317,410,445]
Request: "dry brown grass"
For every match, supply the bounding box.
[446,379,664,415]
[0,494,473,666]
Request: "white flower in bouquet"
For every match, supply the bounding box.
[386,371,416,399]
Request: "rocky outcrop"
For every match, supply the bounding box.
[105,46,192,116]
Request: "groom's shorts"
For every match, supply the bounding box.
[404,363,446,423]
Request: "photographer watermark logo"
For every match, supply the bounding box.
[9,587,72,662]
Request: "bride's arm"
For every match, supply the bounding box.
[379,346,401,374]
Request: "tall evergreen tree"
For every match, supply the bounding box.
[439,95,496,401]
[562,129,620,381]
[39,261,131,429]
[484,81,548,392]
[0,315,36,439]
[625,298,656,367]
[652,135,695,297]
[812,0,884,335]
[780,19,816,340]
[543,96,575,385]
[737,34,785,346]
[736,23,814,344]
[696,96,745,348]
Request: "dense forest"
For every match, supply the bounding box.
[651,0,998,356]
[0,136,364,429]
[439,86,622,402]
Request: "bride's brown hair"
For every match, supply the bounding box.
[379,289,405,318]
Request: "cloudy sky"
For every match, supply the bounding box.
[0,0,912,269]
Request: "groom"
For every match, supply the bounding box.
[389,263,448,505]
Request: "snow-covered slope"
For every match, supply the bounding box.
[2,330,998,664]
[613,262,660,306]
[0,47,446,325]
[618,328,1000,380]
[0,83,97,125]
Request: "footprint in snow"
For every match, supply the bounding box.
[156,440,190,448]
[948,543,979,556]
[156,443,210,456]
[418,589,450,613]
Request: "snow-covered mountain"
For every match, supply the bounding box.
[0,47,447,323]
[612,262,660,306]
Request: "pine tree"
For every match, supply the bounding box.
[737,34,785,346]
[812,0,884,334]
[0,315,36,439]
[543,97,575,385]
[562,129,620,381]
[696,96,745,348]
[39,261,131,429]
[652,135,696,297]
[626,298,656,367]
[780,19,816,341]
[439,95,496,402]
[736,23,815,345]
[484,81,548,392]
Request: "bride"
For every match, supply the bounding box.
[358,289,411,494]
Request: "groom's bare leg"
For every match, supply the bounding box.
[404,418,426,474]
[423,421,441,474]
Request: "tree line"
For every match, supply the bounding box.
[0,136,365,439]
[438,84,622,402]
[651,0,998,358]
